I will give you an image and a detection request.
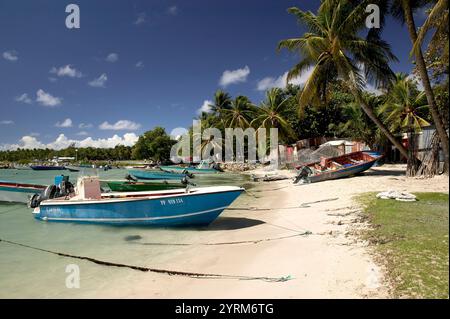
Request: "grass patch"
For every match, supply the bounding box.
[357,192,449,299]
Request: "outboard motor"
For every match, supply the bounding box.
[181,169,194,179]
[294,166,313,184]
[28,184,57,208]
[181,177,196,187]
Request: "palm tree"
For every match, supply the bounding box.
[278,0,410,159]
[412,0,448,56]
[378,73,430,134]
[391,0,450,173]
[251,88,297,143]
[223,95,254,128]
[209,90,232,129]
[379,73,431,175]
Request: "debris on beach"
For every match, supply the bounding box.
[376,190,417,202]
[251,174,289,182]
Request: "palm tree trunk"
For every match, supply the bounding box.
[403,2,450,174]
[352,89,409,159]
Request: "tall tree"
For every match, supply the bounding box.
[223,95,254,128]
[278,0,410,159]
[391,0,450,173]
[251,88,297,143]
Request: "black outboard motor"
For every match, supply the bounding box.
[181,169,194,179]
[28,184,58,208]
[181,177,196,187]
[294,166,313,184]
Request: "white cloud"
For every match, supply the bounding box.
[30,132,40,137]
[76,131,89,136]
[55,118,73,128]
[48,77,58,83]
[219,66,250,87]
[78,123,93,129]
[15,93,32,104]
[50,64,83,78]
[134,12,147,25]
[135,61,144,68]
[170,127,188,140]
[3,50,18,62]
[99,120,141,131]
[36,89,62,107]
[106,53,119,63]
[0,120,14,125]
[167,6,178,15]
[257,67,314,91]
[0,133,139,151]
[196,100,213,115]
[88,73,108,88]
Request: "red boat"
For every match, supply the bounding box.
[294,151,383,184]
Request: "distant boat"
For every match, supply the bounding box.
[30,165,66,171]
[160,160,222,175]
[65,165,80,172]
[0,180,47,203]
[31,176,243,226]
[13,164,31,170]
[103,180,185,192]
[128,169,189,180]
[294,151,383,184]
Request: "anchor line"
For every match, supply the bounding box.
[134,231,312,246]
[0,238,292,283]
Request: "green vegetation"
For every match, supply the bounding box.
[358,192,449,298]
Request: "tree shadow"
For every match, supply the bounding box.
[362,168,406,177]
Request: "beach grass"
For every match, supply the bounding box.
[358,192,449,299]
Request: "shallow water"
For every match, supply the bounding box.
[0,168,253,298]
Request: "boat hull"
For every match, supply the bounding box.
[0,181,46,203]
[159,166,219,174]
[128,169,187,180]
[105,181,183,192]
[33,187,243,226]
[308,160,377,183]
[30,166,66,171]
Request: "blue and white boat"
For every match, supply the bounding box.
[128,169,189,180]
[31,176,243,226]
[159,160,221,175]
[0,180,46,203]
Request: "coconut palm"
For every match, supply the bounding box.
[378,73,430,133]
[391,0,450,172]
[251,88,297,143]
[208,90,232,129]
[412,0,448,56]
[223,95,254,128]
[277,0,410,158]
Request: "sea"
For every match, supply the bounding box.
[0,168,253,298]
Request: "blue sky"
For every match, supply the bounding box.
[0,0,428,149]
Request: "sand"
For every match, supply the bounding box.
[102,164,449,298]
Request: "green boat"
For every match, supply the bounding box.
[104,180,185,192]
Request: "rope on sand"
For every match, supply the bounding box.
[134,231,312,247]
[226,197,340,212]
[0,238,292,283]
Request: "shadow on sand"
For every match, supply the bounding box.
[363,168,406,177]
[205,217,265,231]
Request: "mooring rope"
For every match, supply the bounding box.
[133,231,312,247]
[0,238,292,283]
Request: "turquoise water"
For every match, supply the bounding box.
[0,168,253,298]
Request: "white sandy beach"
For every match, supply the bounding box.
[86,164,447,299]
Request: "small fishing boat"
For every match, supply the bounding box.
[65,165,80,172]
[0,180,47,203]
[128,169,190,180]
[294,151,382,184]
[30,176,243,226]
[102,180,185,192]
[160,160,221,175]
[30,165,66,171]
